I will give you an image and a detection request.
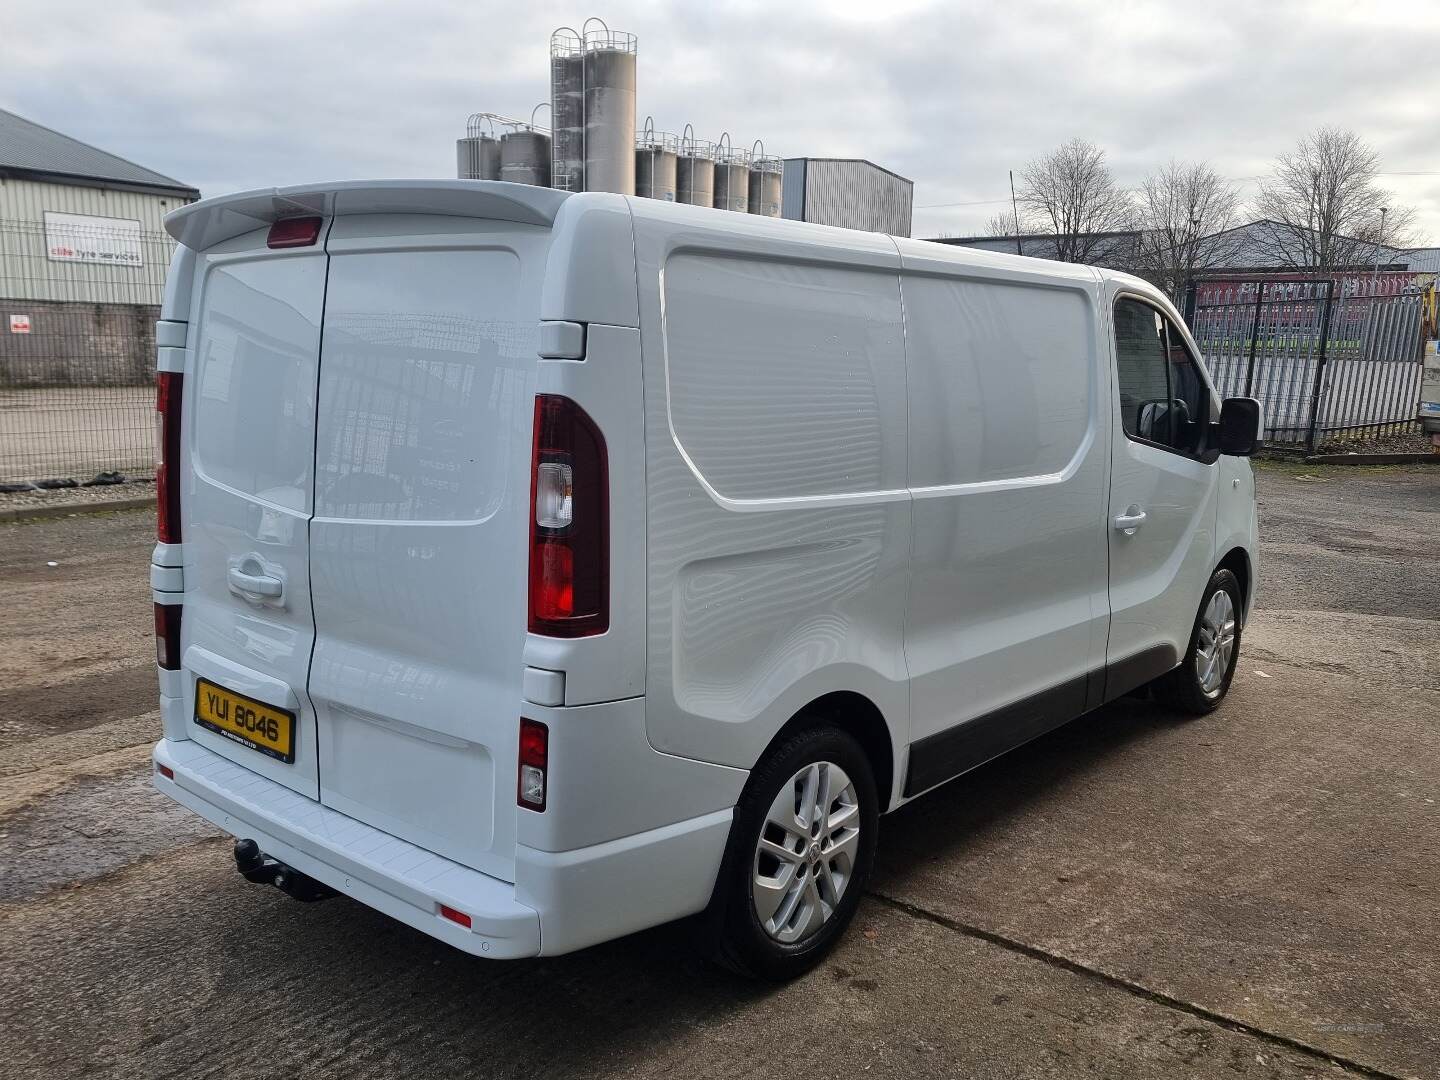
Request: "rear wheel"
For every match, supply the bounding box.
[1155,568,1243,715]
[700,726,878,981]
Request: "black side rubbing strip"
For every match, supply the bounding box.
[1102,644,1180,704]
[902,644,1181,799]
[903,674,1089,797]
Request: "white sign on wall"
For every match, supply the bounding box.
[9,314,31,334]
[43,211,144,267]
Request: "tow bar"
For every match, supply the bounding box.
[233,838,337,902]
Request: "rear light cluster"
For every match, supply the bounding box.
[528,395,608,637]
[154,602,182,670]
[155,372,183,543]
[517,718,549,811]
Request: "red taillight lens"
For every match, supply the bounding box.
[517,718,549,811]
[528,395,608,637]
[438,904,472,929]
[156,763,174,781]
[155,371,183,543]
[267,216,322,249]
[154,602,181,670]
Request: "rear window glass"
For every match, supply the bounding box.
[314,249,530,522]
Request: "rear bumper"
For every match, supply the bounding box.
[152,738,733,958]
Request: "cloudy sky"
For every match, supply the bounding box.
[4,0,1438,242]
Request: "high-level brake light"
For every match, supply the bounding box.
[266,216,321,249]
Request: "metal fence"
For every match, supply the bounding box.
[1,220,172,485]
[1185,275,1428,449]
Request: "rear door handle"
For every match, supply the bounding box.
[1113,507,1147,534]
[228,565,284,598]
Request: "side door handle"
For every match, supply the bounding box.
[1113,506,1147,535]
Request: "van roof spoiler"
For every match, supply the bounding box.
[164,179,572,250]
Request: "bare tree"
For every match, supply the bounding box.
[983,211,1020,237]
[1017,139,1134,262]
[1132,160,1242,302]
[1252,126,1417,269]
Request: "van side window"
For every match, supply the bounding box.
[1113,297,1208,456]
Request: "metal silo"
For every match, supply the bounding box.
[635,117,678,202]
[748,141,784,217]
[549,27,585,192]
[501,126,552,187]
[582,21,637,195]
[676,125,715,207]
[457,114,501,180]
[712,133,751,213]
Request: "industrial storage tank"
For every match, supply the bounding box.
[748,142,783,217]
[501,127,552,187]
[635,118,677,202]
[549,27,585,192]
[582,23,637,195]
[712,133,751,213]
[676,126,715,207]
[456,135,501,180]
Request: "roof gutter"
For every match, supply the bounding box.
[0,165,200,201]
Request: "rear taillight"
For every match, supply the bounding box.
[156,371,182,543]
[528,395,608,637]
[154,601,181,670]
[517,718,549,811]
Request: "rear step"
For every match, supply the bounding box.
[233,838,336,903]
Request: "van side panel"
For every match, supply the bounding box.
[894,245,1111,792]
[630,202,911,786]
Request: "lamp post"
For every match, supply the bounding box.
[1371,206,1388,295]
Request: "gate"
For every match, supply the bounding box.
[1184,275,1427,450]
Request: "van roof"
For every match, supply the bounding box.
[164,179,571,250]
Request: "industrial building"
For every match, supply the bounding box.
[0,108,199,385]
[782,158,914,237]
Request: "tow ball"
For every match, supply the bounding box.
[233,839,337,902]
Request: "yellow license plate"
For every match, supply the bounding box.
[194,678,295,764]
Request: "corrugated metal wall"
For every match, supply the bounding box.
[0,178,184,303]
[781,159,912,237]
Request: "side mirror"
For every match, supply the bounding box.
[1217,397,1263,456]
[1137,398,1190,442]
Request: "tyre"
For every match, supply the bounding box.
[1155,568,1243,715]
[700,725,879,981]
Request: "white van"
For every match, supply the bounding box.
[151,180,1261,980]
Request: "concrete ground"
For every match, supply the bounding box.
[0,462,1436,1080]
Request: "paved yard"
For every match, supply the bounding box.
[0,462,1436,1079]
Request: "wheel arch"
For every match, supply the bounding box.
[1215,546,1253,624]
[762,691,898,813]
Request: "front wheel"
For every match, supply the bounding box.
[1155,568,1243,714]
[699,726,878,981]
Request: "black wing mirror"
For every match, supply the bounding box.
[1217,397,1263,456]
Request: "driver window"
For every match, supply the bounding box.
[1113,297,1207,455]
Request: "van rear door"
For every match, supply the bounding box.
[182,231,328,798]
[306,215,551,882]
